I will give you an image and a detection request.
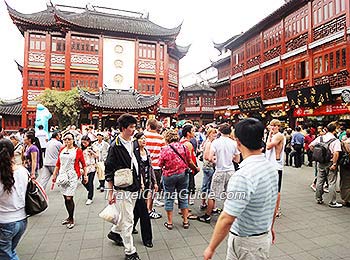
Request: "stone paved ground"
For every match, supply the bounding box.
[17,165,350,260]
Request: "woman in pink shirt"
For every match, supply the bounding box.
[159,130,197,230]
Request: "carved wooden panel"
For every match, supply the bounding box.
[313,15,346,41]
[28,52,45,67]
[232,64,244,75]
[285,80,310,92]
[286,33,308,52]
[264,87,282,100]
[138,59,156,74]
[263,46,281,61]
[246,56,261,69]
[246,91,262,99]
[314,70,350,88]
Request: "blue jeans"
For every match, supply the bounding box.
[201,167,214,194]
[0,218,27,260]
[163,172,189,211]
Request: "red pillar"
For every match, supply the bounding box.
[44,33,51,90]
[65,31,71,90]
[163,45,169,107]
[22,31,30,127]
[155,42,160,95]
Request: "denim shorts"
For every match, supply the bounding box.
[163,172,189,211]
[0,218,27,260]
[201,167,215,194]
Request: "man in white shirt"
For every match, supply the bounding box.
[35,125,49,156]
[38,131,62,189]
[198,123,240,223]
[310,122,342,208]
[93,132,110,192]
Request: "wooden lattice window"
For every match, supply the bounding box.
[138,43,156,59]
[28,71,45,88]
[71,36,98,54]
[29,34,46,51]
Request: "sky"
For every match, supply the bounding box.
[0,0,285,99]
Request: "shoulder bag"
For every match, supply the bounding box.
[114,142,134,188]
[25,174,48,216]
[169,144,192,175]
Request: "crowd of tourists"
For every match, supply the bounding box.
[0,115,349,260]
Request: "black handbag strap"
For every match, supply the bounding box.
[169,144,188,166]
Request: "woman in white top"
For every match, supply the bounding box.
[0,139,29,260]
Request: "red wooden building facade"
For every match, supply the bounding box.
[212,0,350,125]
[6,3,188,129]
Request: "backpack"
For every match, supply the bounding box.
[312,136,336,163]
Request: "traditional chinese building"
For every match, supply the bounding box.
[212,0,350,126]
[178,83,216,125]
[0,98,22,132]
[6,3,188,129]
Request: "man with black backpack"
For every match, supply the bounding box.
[310,122,342,208]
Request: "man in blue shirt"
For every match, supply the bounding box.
[203,118,278,260]
[291,126,305,168]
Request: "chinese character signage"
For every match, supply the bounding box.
[287,84,332,108]
[238,97,264,112]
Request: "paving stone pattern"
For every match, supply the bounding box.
[17,165,350,260]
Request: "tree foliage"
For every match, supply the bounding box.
[37,88,81,128]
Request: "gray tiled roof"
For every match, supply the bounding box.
[0,98,22,116]
[55,9,181,37]
[6,3,181,38]
[180,84,216,93]
[79,89,160,110]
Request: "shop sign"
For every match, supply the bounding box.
[238,97,264,112]
[287,84,332,108]
[293,103,350,117]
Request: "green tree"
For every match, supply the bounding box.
[37,88,81,129]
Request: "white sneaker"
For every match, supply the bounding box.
[328,202,343,208]
[189,199,194,205]
[174,199,179,205]
[154,199,165,207]
[85,199,93,205]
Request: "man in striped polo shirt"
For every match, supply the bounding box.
[144,119,166,219]
[204,118,278,260]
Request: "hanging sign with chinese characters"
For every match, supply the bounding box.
[238,97,264,112]
[287,83,332,108]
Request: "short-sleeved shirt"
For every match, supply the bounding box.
[310,132,341,155]
[43,139,63,166]
[24,144,40,172]
[224,154,278,236]
[211,136,240,172]
[35,129,49,149]
[159,142,190,177]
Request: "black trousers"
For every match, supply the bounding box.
[293,144,303,168]
[82,171,95,200]
[133,198,152,244]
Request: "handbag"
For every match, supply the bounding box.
[114,143,134,188]
[56,172,69,186]
[169,144,192,175]
[25,176,48,216]
[98,203,120,224]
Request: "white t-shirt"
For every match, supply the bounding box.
[35,129,49,149]
[0,166,29,223]
[211,136,240,171]
[310,132,341,155]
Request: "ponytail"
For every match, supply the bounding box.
[0,139,15,193]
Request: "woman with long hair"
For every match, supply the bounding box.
[80,135,98,205]
[52,132,87,229]
[22,131,40,179]
[0,139,29,259]
[132,132,154,247]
